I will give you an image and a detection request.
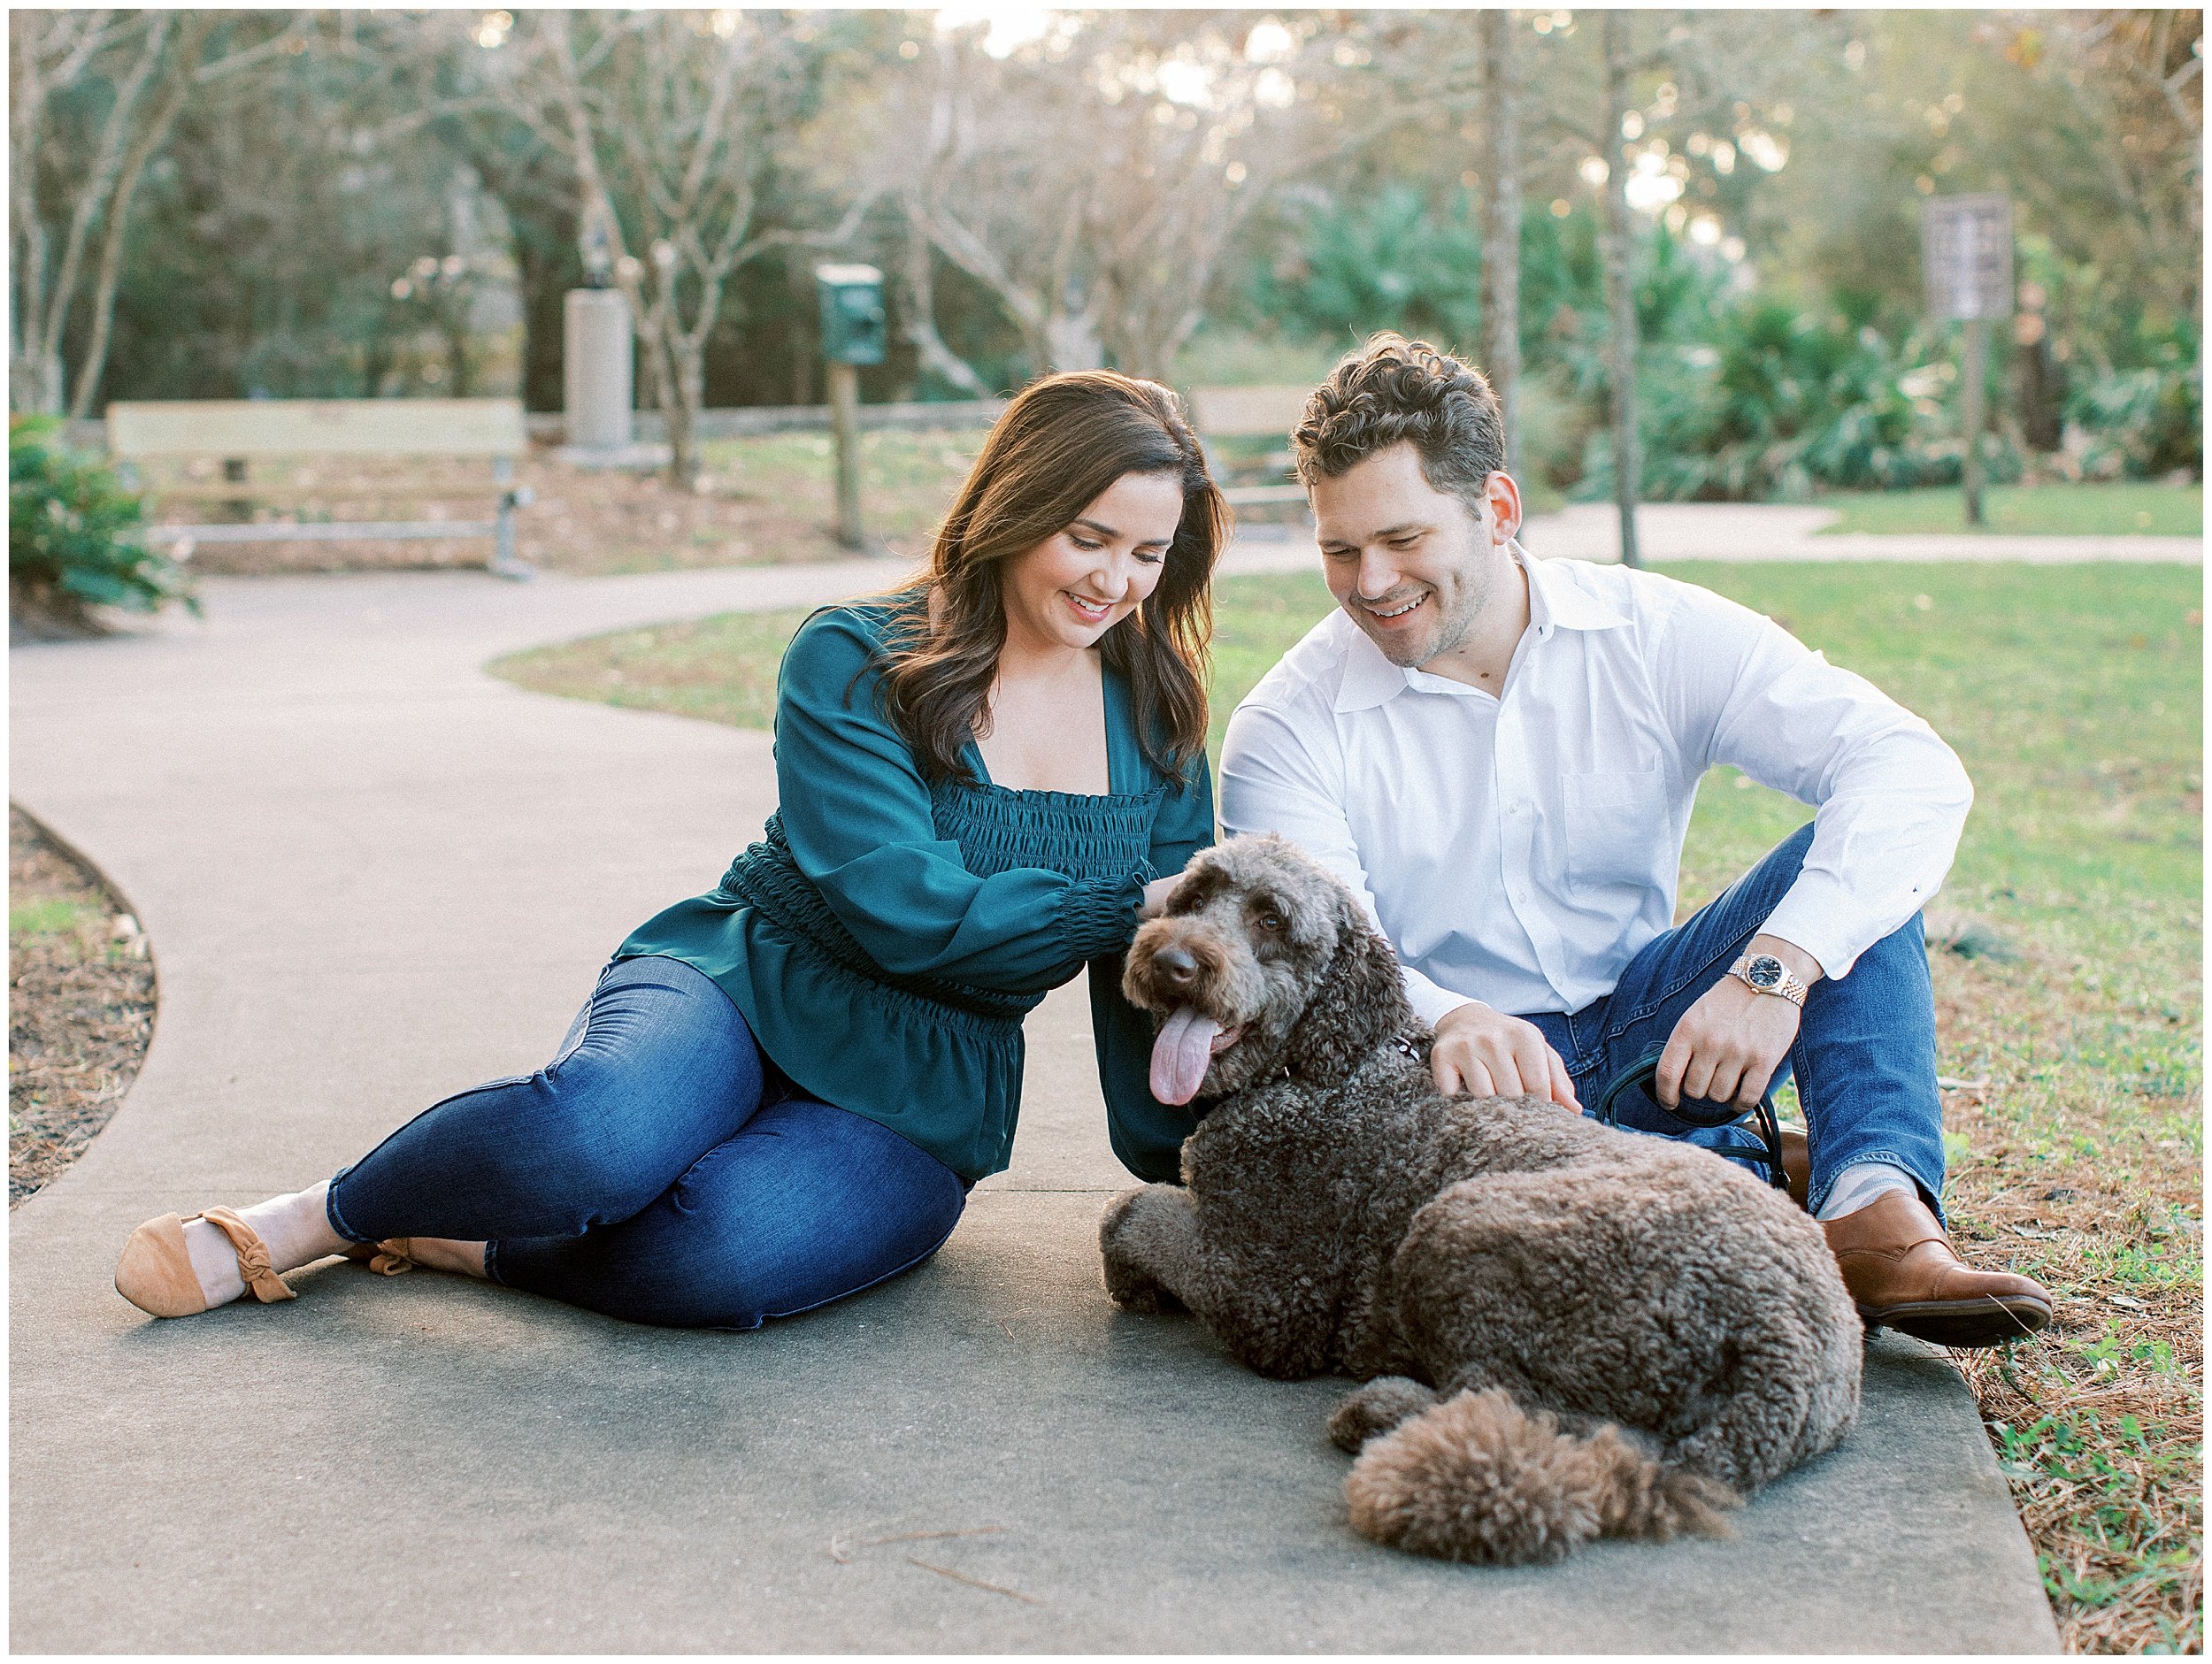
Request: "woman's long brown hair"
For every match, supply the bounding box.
[872,370,1226,787]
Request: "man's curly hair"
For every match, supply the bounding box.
[1290,334,1506,521]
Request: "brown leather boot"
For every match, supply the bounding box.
[1778,1127,1809,1209]
[1824,1190,2054,1348]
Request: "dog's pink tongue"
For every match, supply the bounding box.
[1149,1006,1224,1105]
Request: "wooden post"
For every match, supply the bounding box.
[219,456,250,524]
[827,360,864,549]
[1961,317,1988,527]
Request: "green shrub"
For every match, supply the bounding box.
[1222,191,2201,501]
[1578,301,2028,502]
[2064,357,2202,482]
[8,416,192,634]
[1244,184,1488,353]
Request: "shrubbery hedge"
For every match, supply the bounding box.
[9,416,193,636]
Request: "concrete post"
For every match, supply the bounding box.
[563,288,634,452]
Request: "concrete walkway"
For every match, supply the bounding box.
[12,545,2062,1651]
[1521,501,2203,564]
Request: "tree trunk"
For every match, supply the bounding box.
[443,318,473,398]
[69,17,205,419]
[12,221,53,411]
[30,13,170,417]
[667,335,705,490]
[1597,12,1643,569]
[15,350,64,417]
[1479,9,1524,483]
[2017,321,2063,454]
[631,300,676,444]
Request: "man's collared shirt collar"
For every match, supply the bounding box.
[1333,540,1629,714]
[1521,539,1632,634]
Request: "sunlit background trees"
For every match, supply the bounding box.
[11,7,2201,497]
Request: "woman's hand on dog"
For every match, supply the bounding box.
[1655,934,1821,1113]
[1138,873,1184,920]
[1430,1003,1581,1110]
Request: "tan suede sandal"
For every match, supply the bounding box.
[113,1206,297,1318]
[341,1239,419,1276]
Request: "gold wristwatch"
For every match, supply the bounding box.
[1727,951,1809,1008]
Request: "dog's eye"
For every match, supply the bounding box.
[1258,912,1285,932]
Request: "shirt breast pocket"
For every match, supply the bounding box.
[1560,767,1668,892]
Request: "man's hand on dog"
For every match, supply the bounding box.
[1655,934,1822,1113]
[1430,1003,1581,1110]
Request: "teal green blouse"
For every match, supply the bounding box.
[615,599,1215,1183]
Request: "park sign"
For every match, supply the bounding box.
[1920,194,2015,322]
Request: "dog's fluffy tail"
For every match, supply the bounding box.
[1344,1388,1740,1564]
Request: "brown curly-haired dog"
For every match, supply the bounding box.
[1104,833,1862,1565]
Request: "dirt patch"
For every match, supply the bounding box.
[139,429,986,579]
[9,807,156,1206]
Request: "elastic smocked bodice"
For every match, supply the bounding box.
[717,773,1160,1024]
[927,775,1164,882]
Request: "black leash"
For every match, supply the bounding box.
[1592,1051,1792,1193]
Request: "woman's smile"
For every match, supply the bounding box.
[1064,590,1118,625]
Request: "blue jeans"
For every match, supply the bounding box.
[1518,823,1947,1218]
[326,956,969,1330]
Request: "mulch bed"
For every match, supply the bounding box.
[9,807,156,1206]
[143,445,936,580]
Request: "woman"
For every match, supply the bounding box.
[114,371,1225,1330]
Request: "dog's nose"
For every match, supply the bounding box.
[1154,944,1199,985]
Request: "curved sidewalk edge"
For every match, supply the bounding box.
[11,560,2059,1652]
[1519,501,2202,564]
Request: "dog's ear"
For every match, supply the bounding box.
[1283,914,1414,1087]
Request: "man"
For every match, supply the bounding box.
[1217,334,2052,1347]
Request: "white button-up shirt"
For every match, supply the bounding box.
[1218,545,1973,1022]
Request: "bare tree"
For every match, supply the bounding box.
[1479,9,1525,480]
[12,12,194,414]
[1533,10,1678,565]
[881,12,1457,382]
[2014,10,2202,320]
[1594,12,1645,567]
[10,11,310,417]
[897,205,995,397]
[487,12,826,486]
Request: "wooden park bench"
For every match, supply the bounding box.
[106,398,535,579]
[1187,384,1311,513]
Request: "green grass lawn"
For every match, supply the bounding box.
[702,427,989,549]
[495,560,2201,1652]
[1816,480,2203,538]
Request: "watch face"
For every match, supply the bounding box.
[1746,955,1785,989]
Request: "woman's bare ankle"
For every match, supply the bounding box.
[401,1237,488,1278]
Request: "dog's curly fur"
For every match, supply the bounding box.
[1104,834,1863,1565]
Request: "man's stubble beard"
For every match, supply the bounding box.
[1376,549,1493,671]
